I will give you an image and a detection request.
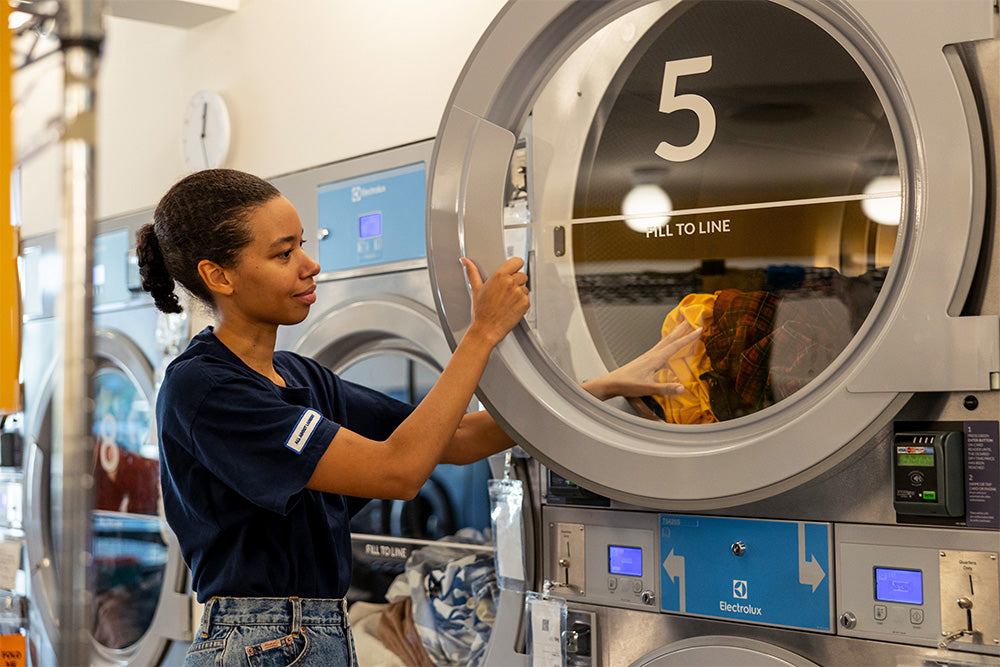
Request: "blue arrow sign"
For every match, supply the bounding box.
[659,514,833,631]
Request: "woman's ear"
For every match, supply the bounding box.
[198,259,235,297]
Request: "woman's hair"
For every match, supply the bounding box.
[136,169,281,313]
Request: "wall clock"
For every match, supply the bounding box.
[182,89,231,171]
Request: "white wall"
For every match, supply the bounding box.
[17,0,507,237]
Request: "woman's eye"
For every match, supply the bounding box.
[278,241,304,259]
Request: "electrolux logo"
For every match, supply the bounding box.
[720,579,762,616]
[351,183,387,203]
[720,600,763,616]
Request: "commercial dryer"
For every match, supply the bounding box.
[22,213,191,666]
[272,140,494,603]
[425,1,1000,664]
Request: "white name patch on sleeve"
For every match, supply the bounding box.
[285,409,321,454]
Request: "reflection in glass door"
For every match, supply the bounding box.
[91,363,166,650]
[25,331,172,659]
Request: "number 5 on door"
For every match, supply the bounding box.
[655,55,716,163]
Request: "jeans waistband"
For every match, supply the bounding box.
[199,596,347,638]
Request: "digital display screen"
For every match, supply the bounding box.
[609,545,642,577]
[897,453,934,467]
[874,567,923,605]
[359,212,382,239]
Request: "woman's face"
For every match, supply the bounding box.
[225,195,321,327]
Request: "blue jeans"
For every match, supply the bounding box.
[184,597,356,666]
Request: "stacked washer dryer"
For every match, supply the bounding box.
[21,211,191,666]
[426,1,1000,664]
[272,140,493,602]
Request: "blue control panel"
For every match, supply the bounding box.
[316,161,426,272]
[94,228,132,307]
[659,514,833,631]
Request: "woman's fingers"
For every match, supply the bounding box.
[461,257,484,295]
[464,257,530,343]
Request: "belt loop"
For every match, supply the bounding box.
[290,597,302,633]
[199,598,215,639]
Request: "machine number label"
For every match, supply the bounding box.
[655,55,716,162]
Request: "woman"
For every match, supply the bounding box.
[138,168,697,665]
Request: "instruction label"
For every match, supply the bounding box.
[965,421,999,528]
[645,218,732,238]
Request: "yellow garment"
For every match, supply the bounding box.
[653,293,718,424]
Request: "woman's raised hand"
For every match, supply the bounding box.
[461,257,531,346]
[582,321,703,401]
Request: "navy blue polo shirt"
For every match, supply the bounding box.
[156,327,414,602]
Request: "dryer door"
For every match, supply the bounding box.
[632,636,818,667]
[292,292,491,537]
[23,329,188,667]
[427,0,997,508]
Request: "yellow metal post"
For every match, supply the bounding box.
[0,2,21,416]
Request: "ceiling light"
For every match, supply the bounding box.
[861,175,902,226]
[622,183,673,233]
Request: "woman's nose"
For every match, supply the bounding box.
[303,251,321,277]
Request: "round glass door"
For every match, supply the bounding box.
[331,348,490,541]
[535,0,899,423]
[24,330,174,662]
[292,297,493,602]
[91,361,167,651]
[427,0,989,507]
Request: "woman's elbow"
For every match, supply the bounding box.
[383,472,426,501]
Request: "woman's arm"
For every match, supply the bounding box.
[439,321,704,462]
[306,257,529,499]
[439,410,515,466]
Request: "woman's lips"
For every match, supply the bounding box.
[295,285,317,305]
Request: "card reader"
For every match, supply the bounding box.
[891,431,964,517]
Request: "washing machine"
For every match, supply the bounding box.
[425,1,1000,664]
[271,140,494,603]
[21,212,191,666]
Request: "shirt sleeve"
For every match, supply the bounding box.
[184,375,340,516]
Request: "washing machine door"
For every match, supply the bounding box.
[632,636,818,667]
[23,328,189,666]
[292,291,490,537]
[427,0,997,508]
